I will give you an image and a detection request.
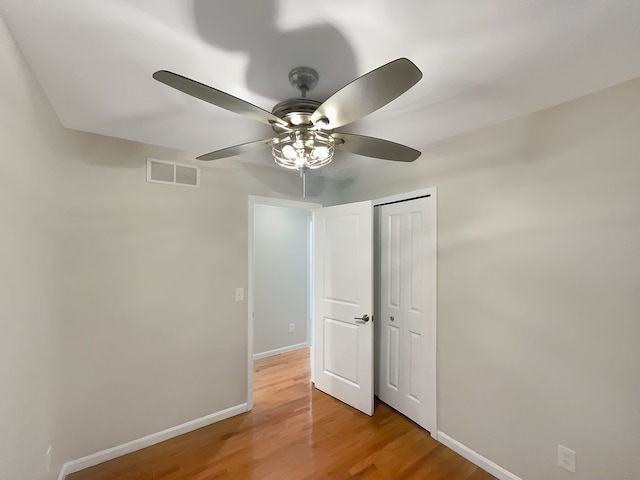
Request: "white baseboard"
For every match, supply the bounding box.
[436,431,523,480]
[57,403,248,480]
[253,342,308,360]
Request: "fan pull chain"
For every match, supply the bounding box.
[300,167,308,198]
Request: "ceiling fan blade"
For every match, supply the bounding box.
[153,70,287,127]
[333,133,421,162]
[310,58,422,129]
[196,138,272,161]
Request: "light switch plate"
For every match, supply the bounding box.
[235,288,244,302]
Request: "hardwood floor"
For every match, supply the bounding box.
[67,348,495,479]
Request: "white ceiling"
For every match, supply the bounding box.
[1,0,640,179]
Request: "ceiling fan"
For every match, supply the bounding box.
[152,58,422,186]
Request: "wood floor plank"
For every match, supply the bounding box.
[67,348,495,479]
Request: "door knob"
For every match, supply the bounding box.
[354,314,370,324]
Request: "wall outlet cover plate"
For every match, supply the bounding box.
[558,444,576,473]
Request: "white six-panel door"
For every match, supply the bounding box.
[376,196,436,431]
[313,201,374,415]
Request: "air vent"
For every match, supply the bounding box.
[147,158,200,188]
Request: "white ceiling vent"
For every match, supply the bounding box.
[147,158,200,188]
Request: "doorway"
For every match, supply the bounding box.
[247,196,321,410]
[247,189,436,436]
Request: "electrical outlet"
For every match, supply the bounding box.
[558,444,576,473]
[289,323,295,333]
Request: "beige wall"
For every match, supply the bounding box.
[0,15,338,479]
[0,17,56,480]
[51,140,312,468]
[334,78,640,480]
[50,141,340,470]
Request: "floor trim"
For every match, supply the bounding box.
[436,431,523,480]
[253,342,308,360]
[57,403,248,480]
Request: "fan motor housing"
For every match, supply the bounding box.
[271,98,323,132]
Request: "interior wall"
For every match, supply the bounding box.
[253,205,310,355]
[0,16,56,480]
[333,78,640,480]
[0,15,342,479]
[52,146,339,471]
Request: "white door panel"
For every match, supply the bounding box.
[379,210,403,407]
[313,201,373,415]
[377,196,435,431]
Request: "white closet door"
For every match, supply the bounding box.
[377,196,435,431]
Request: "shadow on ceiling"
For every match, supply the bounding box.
[191,0,357,101]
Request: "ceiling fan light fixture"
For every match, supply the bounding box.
[272,130,335,170]
[153,58,423,173]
